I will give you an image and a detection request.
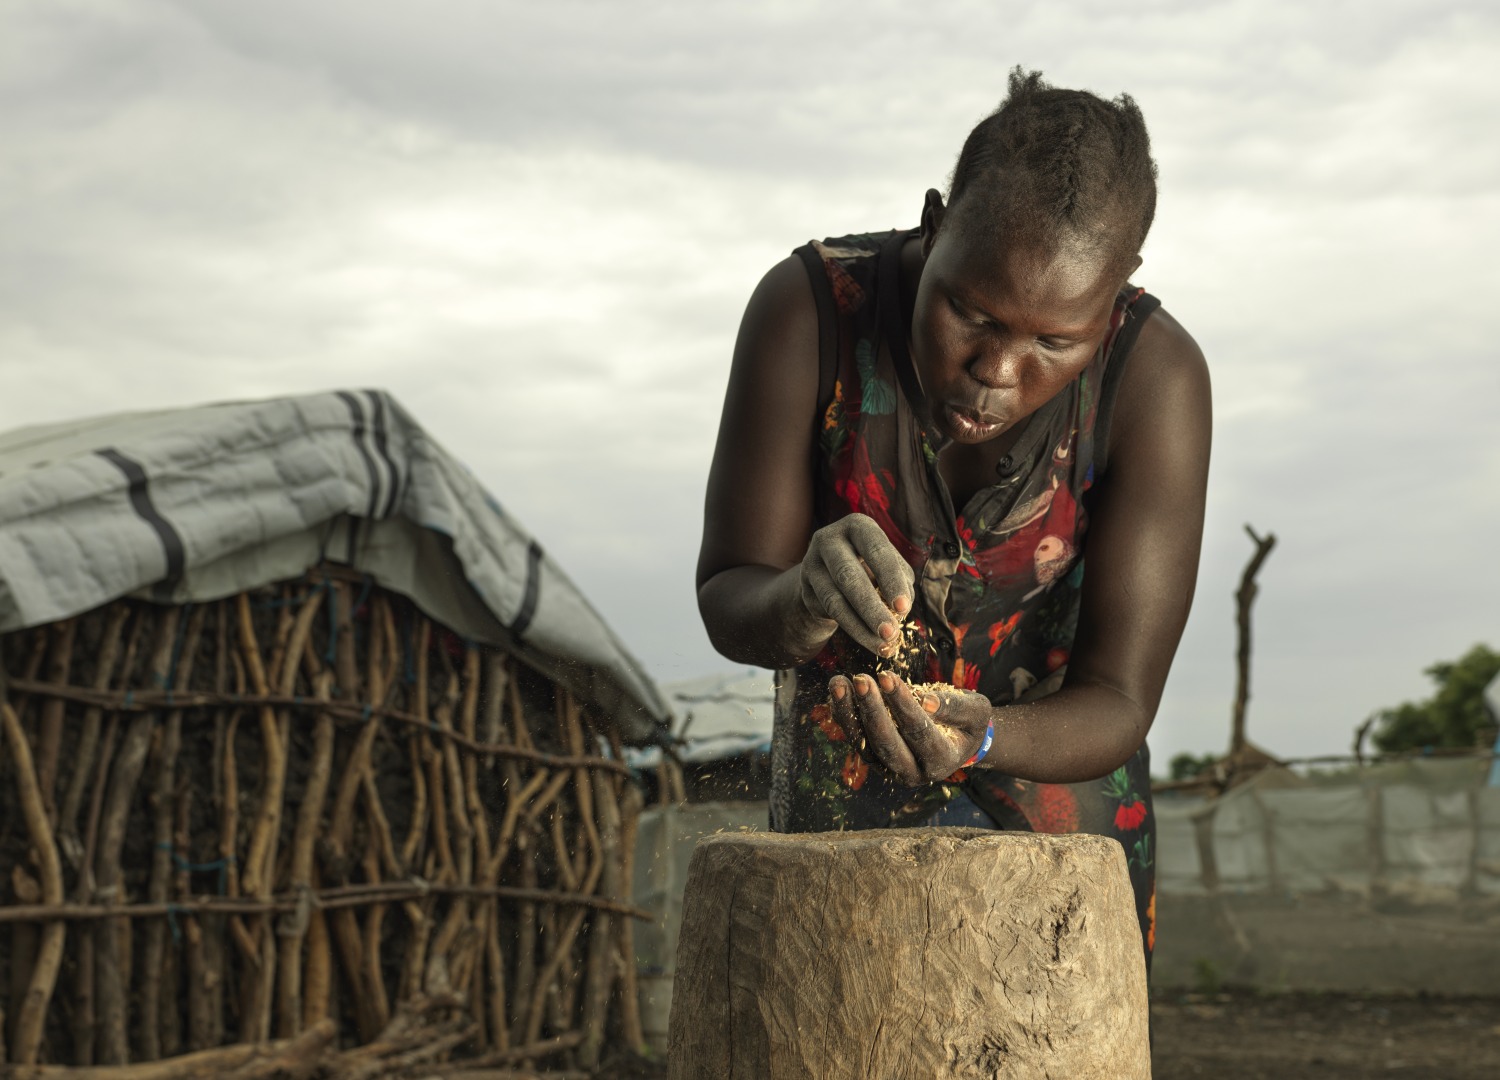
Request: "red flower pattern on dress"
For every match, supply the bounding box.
[1114,800,1149,831]
[1045,647,1069,672]
[987,612,1023,657]
[973,479,1080,589]
[953,517,983,578]
[1103,767,1149,832]
[841,752,868,791]
[811,703,844,743]
[951,657,981,691]
[1021,784,1080,833]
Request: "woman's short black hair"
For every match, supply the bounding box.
[947,67,1158,264]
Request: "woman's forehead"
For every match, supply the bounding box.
[929,224,1121,319]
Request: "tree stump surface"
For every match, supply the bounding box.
[668,828,1149,1080]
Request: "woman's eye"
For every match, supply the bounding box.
[949,297,986,327]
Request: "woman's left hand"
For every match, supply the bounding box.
[829,673,993,785]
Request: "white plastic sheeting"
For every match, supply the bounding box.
[1157,761,1500,898]
[0,390,671,742]
[631,801,767,1050]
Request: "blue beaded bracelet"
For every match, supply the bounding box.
[962,720,994,769]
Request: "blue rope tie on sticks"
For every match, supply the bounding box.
[166,903,183,945]
[155,843,235,894]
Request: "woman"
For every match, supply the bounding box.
[696,69,1211,967]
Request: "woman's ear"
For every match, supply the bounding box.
[920,188,945,256]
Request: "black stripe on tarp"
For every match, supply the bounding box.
[336,391,382,520]
[508,540,544,639]
[96,448,185,603]
[368,390,403,520]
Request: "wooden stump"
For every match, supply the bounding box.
[668,828,1149,1080]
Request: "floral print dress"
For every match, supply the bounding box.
[769,228,1162,967]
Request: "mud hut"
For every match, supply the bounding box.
[0,389,670,1076]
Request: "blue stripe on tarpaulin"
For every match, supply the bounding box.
[508,539,543,639]
[369,390,403,520]
[96,447,185,602]
[335,390,382,520]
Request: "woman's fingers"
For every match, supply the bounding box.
[852,674,920,784]
[838,676,994,784]
[828,676,865,750]
[878,674,948,765]
[846,516,916,617]
[913,686,992,740]
[803,543,900,656]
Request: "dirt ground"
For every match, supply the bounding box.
[591,991,1500,1079]
[1150,990,1500,1080]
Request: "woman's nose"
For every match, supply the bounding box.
[967,337,1026,390]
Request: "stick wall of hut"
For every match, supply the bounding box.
[0,570,648,1075]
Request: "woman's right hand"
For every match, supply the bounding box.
[797,513,915,657]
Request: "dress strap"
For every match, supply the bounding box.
[1093,289,1162,478]
[794,242,841,425]
[876,229,927,417]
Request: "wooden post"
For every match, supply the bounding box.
[669,829,1149,1080]
[1231,524,1277,755]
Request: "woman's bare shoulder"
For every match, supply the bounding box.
[1112,304,1211,449]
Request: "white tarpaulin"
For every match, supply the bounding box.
[0,389,671,742]
[1156,760,1500,898]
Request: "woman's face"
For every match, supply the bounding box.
[910,206,1130,445]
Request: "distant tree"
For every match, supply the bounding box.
[1168,752,1219,781]
[1372,644,1500,753]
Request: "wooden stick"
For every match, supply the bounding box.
[300,876,331,1030]
[5,678,631,775]
[72,703,123,1066]
[236,588,310,1043]
[327,904,377,1043]
[34,617,77,821]
[359,845,392,1034]
[12,629,51,723]
[428,680,475,985]
[0,876,651,926]
[481,653,508,770]
[459,648,492,1044]
[96,608,180,1064]
[2,700,68,1065]
[3,1018,337,1080]
[578,769,623,1069]
[508,833,539,1048]
[331,580,361,701]
[276,671,336,1038]
[614,779,647,1055]
[141,607,206,1061]
[524,905,592,1049]
[174,780,211,1054]
[484,899,510,1054]
[1231,524,1277,756]
[458,1030,585,1069]
[399,732,429,876]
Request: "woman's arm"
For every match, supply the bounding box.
[830,308,1212,785]
[696,256,913,668]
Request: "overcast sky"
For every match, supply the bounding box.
[3,0,1497,767]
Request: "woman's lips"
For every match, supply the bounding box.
[942,403,1006,440]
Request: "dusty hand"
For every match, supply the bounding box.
[797,514,915,657]
[828,673,993,785]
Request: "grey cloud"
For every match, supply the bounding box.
[1,0,1497,768]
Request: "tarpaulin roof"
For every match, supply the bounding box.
[0,388,672,744]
